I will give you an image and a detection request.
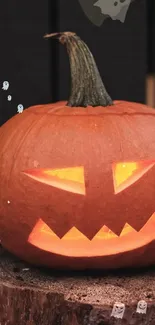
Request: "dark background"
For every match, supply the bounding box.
[0,0,154,126]
[147,0,155,73]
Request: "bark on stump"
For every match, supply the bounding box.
[0,247,155,325]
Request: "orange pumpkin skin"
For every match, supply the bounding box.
[1,99,155,270]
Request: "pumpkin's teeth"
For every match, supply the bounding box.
[60,223,137,240]
[62,227,89,241]
[29,220,137,243]
[91,223,137,240]
[60,214,155,239]
[92,226,118,240]
[120,223,137,236]
[102,221,126,237]
[30,217,155,244]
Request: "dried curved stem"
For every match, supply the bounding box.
[44,32,113,107]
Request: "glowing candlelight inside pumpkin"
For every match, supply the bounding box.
[28,213,155,257]
[23,166,86,195]
[113,161,155,194]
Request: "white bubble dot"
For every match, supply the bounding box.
[7,95,12,101]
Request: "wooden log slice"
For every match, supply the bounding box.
[0,247,155,325]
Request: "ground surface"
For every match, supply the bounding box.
[0,247,155,324]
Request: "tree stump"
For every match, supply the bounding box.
[0,247,155,325]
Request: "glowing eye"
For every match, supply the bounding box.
[112,161,155,194]
[23,166,85,195]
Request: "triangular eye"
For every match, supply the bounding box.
[112,161,155,194]
[23,166,86,195]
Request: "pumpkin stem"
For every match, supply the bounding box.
[44,32,113,107]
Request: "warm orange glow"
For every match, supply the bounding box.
[28,220,136,245]
[93,226,118,239]
[120,223,137,236]
[62,227,89,241]
[112,161,155,194]
[23,166,85,195]
[95,223,136,239]
[28,213,155,257]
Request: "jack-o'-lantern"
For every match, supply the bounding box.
[0,32,155,270]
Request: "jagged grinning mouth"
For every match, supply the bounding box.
[28,213,155,257]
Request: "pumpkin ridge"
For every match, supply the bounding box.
[24,111,155,117]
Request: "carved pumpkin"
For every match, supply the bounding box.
[0,32,155,270]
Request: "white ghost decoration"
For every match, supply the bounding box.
[17,104,24,114]
[136,300,147,314]
[2,81,9,91]
[94,0,131,22]
[111,302,125,319]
